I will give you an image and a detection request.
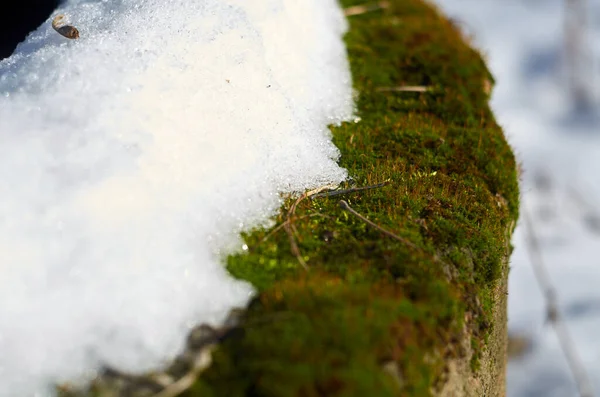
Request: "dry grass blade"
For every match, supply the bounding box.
[261,213,330,244]
[339,200,419,251]
[567,185,600,235]
[310,180,389,199]
[284,185,338,270]
[376,86,431,93]
[150,346,216,397]
[344,1,390,17]
[338,200,454,273]
[522,202,595,397]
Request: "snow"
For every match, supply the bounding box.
[0,0,353,395]
[432,0,600,395]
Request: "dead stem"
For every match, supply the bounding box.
[261,213,330,243]
[339,200,419,251]
[339,199,457,277]
[284,185,338,270]
[522,202,594,397]
[376,86,430,93]
[344,1,390,17]
[310,180,389,200]
[150,346,215,397]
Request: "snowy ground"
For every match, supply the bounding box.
[0,0,353,395]
[432,0,600,396]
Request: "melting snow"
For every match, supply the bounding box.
[0,0,353,395]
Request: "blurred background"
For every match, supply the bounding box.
[432,0,600,396]
[1,0,599,396]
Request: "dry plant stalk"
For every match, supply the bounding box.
[522,202,594,397]
[261,182,389,244]
[150,345,216,397]
[376,86,430,93]
[261,213,330,244]
[284,185,338,269]
[338,200,453,272]
[310,181,389,199]
[52,15,80,39]
[564,0,593,110]
[338,200,419,251]
[344,1,390,17]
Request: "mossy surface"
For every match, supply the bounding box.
[188,0,519,396]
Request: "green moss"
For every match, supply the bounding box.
[191,0,519,395]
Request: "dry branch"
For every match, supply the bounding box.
[522,202,594,397]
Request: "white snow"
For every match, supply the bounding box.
[0,0,353,395]
[432,0,600,396]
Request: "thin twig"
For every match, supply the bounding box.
[262,215,307,244]
[339,200,457,273]
[284,223,307,269]
[522,202,594,397]
[339,200,419,251]
[261,213,331,243]
[310,181,389,200]
[150,346,215,397]
[567,185,600,235]
[344,1,390,17]
[284,185,338,269]
[376,86,431,93]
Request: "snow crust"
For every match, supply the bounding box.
[0,0,353,395]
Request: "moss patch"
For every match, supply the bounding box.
[189,0,519,395]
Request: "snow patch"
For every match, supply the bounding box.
[0,0,353,395]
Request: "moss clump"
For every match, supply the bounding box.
[187,0,519,396]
